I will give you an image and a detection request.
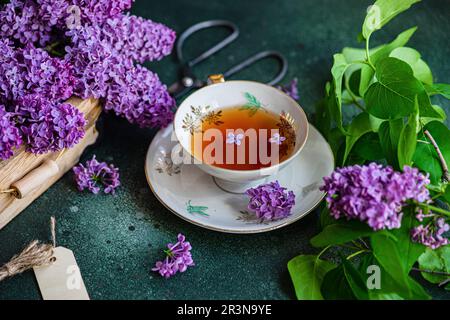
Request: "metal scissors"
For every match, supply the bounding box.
[168,20,288,99]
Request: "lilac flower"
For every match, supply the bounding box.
[17,95,86,154]
[411,217,449,249]
[320,163,430,230]
[0,105,22,160]
[0,41,75,104]
[277,78,299,101]
[0,0,68,46]
[73,155,120,194]
[245,181,296,221]
[65,25,175,128]
[19,44,75,102]
[152,233,194,278]
[226,132,244,145]
[0,39,20,105]
[1,0,176,131]
[104,64,175,128]
[269,133,286,145]
[102,13,176,63]
[70,0,134,26]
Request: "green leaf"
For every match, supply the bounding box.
[362,0,420,39]
[288,255,336,300]
[321,264,356,300]
[369,115,384,133]
[330,54,351,133]
[371,230,430,299]
[342,258,370,300]
[343,113,373,165]
[418,246,450,288]
[365,57,426,119]
[359,27,417,96]
[424,83,450,99]
[413,121,450,184]
[378,119,403,169]
[319,205,335,230]
[443,185,450,203]
[311,221,374,248]
[390,209,425,272]
[389,47,433,85]
[359,253,430,299]
[353,133,384,161]
[371,233,412,296]
[421,105,447,126]
[397,96,419,168]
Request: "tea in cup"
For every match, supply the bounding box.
[173,77,308,193]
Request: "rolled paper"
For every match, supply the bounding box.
[12,160,60,199]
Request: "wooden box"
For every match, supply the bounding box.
[0,98,102,229]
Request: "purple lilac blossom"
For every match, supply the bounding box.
[65,24,175,128]
[0,0,68,46]
[245,181,296,221]
[1,0,175,132]
[320,163,431,230]
[0,39,20,105]
[17,95,86,154]
[0,104,22,160]
[104,64,175,128]
[69,0,134,26]
[102,13,176,63]
[0,41,75,104]
[19,44,75,102]
[411,217,449,249]
[277,78,299,101]
[73,155,120,194]
[152,234,194,278]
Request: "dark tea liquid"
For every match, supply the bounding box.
[191,107,296,170]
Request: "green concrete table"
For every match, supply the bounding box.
[0,0,449,300]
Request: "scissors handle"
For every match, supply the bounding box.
[223,51,288,86]
[176,20,239,68]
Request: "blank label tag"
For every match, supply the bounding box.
[33,247,89,300]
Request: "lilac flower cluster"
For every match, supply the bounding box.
[277,78,299,101]
[73,155,120,194]
[0,40,75,104]
[152,234,194,278]
[64,15,176,127]
[101,13,176,63]
[0,0,176,159]
[0,104,22,160]
[321,163,430,230]
[70,0,134,26]
[0,0,67,46]
[17,95,86,154]
[411,216,449,249]
[245,181,296,221]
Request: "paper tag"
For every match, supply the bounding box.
[33,247,89,300]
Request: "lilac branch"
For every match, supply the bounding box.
[424,130,450,182]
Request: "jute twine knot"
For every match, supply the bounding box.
[0,217,56,282]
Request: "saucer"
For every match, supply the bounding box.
[144,124,334,233]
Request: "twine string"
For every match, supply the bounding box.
[0,217,56,282]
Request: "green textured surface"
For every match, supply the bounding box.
[0,0,449,300]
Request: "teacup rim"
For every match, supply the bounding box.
[173,80,309,174]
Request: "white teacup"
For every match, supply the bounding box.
[173,77,309,193]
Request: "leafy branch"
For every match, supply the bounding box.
[291,0,450,301]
